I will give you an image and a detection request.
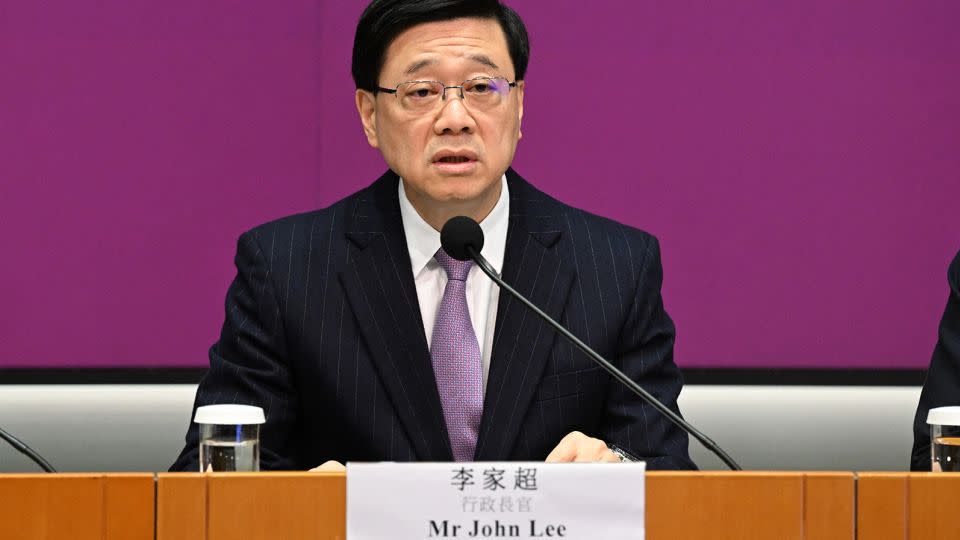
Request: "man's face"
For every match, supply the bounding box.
[357,18,524,211]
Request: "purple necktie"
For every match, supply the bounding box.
[431,248,484,462]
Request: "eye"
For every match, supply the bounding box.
[467,80,494,94]
[402,83,440,100]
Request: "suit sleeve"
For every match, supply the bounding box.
[169,230,300,471]
[600,234,696,470]
[911,250,960,471]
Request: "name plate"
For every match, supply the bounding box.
[347,462,645,539]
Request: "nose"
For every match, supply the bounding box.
[433,89,477,135]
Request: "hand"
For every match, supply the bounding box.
[309,460,346,472]
[545,431,622,463]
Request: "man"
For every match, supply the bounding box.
[171,0,694,471]
[911,249,960,470]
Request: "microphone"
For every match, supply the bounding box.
[0,426,57,472]
[440,216,741,471]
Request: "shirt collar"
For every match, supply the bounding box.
[398,175,510,278]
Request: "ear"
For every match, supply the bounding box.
[515,81,525,140]
[355,89,379,148]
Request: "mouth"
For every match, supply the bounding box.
[431,150,479,174]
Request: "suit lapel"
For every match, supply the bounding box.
[338,171,453,461]
[475,170,576,460]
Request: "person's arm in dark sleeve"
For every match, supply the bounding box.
[169,230,299,471]
[911,250,960,471]
[600,234,696,470]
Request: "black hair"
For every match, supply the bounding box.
[352,0,530,92]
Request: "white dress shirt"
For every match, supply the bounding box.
[398,175,509,393]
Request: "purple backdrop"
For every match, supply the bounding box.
[2,1,958,369]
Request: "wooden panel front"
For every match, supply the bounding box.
[857,473,906,540]
[0,474,154,540]
[102,474,154,540]
[646,472,805,539]
[205,472,345,540]
[907,474,960,540]
[157,473,207,539]
[804,473,855,540]
[207,473,347,540]
[0,474,102,540]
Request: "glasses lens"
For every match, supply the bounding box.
[463,78,510,110]
[397,81,443,111]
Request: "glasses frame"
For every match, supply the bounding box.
[375,76,518,111]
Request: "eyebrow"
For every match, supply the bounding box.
[402,54,501,76]
[404,59,435,75]
[467,54,500,71]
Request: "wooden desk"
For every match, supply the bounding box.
[0,473,153,540]
[646,472,853,539]
[858,473,960,540]
[156,472,346,539]
[5,471,959,539]
[155,471,854,540]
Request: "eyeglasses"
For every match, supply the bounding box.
[376,76,518,113]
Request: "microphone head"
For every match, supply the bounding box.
[440,216,485,261]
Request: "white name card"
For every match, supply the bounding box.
[347,462,645,540]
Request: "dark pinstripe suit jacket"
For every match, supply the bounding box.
[171,169,694,471]
[911,249,960,470]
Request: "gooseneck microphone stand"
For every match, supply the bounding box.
[466,245,742,471]
[439,213,742,471]
[0,426,57,472]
